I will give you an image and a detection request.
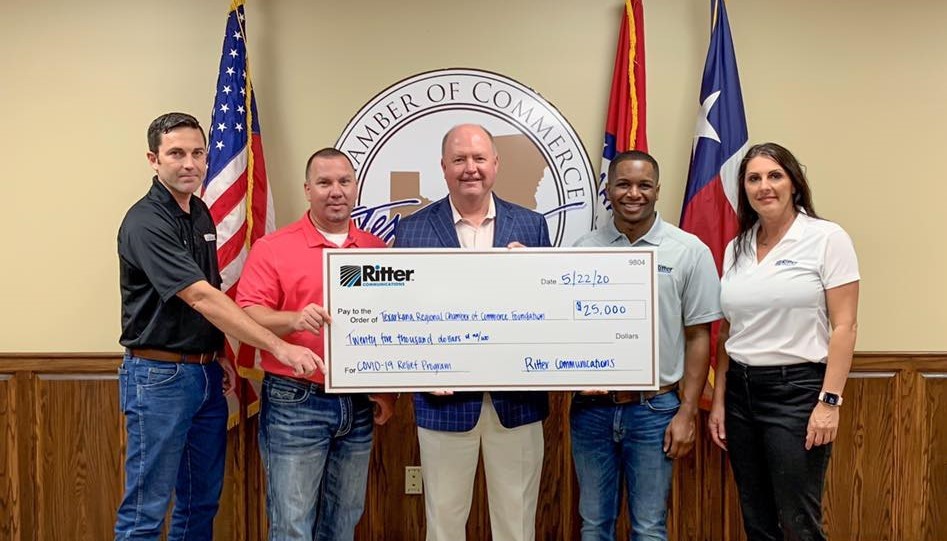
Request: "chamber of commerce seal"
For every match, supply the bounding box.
[336,68,595,246]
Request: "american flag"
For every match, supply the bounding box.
[680,0,748,404]
[201,0,274,422]
[595,0,648,229]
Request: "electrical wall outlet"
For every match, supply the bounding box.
[405,466,422,494]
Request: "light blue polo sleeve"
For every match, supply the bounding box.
[682,243,723,326]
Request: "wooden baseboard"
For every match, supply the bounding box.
[1,352,944,540]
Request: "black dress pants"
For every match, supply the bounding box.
[725,360,832,541]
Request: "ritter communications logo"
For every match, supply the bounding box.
[339,265,363,287]
[340,264,416,288]
[336,68,596,247]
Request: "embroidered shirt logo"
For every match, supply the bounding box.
[657,264,674,275]
[774,259,797,267]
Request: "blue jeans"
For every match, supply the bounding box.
[570,391,680,541]
[725,361,830,541]
[115,354,228,541]
[259,374,374,541]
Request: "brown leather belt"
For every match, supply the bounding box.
[130,348,219,365]
[577,383,679,405]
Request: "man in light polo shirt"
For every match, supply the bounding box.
[236,148,396,541]
[570,150,722,541]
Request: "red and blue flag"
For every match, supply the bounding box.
[680,0,747,402]
[680,0,747,273]
[596,0,647,228]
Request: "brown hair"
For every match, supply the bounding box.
[731,142,820,268]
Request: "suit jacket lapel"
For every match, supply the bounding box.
[430,199,461,248]
[492,195,514,248]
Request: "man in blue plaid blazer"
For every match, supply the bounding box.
[393,124,549,541]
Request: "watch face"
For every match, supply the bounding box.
[820,392,841,405]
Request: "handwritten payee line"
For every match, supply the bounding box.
[373,317,574,323]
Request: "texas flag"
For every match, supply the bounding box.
[680,0,747,274]
[681,0,747,403]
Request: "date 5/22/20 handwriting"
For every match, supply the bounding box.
[541,259,648,287]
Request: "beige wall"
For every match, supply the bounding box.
[1,0,944,352]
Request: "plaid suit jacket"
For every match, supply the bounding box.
[393,194,551,431]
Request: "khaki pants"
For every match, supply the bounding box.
[418,393,544,541]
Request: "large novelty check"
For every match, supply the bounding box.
[322,248,658,392]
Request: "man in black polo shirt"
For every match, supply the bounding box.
[115,112,322,540]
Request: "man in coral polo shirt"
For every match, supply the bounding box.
[236,148,396,541]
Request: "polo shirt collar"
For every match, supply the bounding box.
[638,212,665,246]
[599,218,626,244]
[603,212,664,246]
[147,176,191,217]
[448,195,496,225]
[750,208,808,246]
[783,209,810,241]
[300,212,365,248]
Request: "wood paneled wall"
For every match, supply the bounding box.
[0,353,943,540]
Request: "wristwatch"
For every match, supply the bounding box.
[818,391,843,407]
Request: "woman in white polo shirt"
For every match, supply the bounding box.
[708,143,859,541]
